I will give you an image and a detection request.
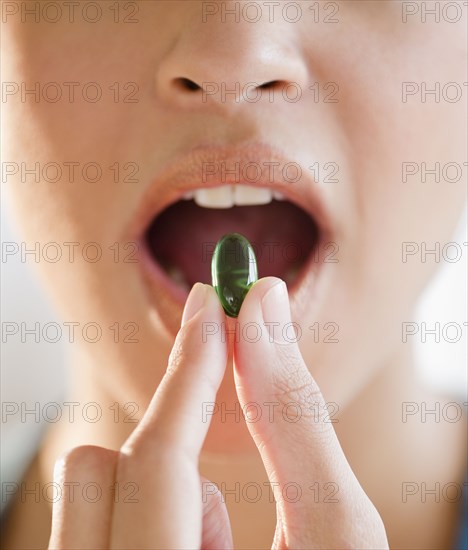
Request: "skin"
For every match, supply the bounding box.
[1,1,466,548]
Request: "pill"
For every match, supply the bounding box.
[211,233,258,317]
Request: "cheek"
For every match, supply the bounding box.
[340,18,466,295]
[298,18,466,400]
[2,25,179,408]
[2,15,163,247]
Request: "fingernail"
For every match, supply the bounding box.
[182,283,207,326]
[260,279,291,327]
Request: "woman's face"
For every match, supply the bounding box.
[3,1,466,448]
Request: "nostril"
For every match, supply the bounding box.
[258,80,281,90]
[174,77,201,92]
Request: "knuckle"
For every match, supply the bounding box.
[54,445,116,481]
[269,349,336,444]
[271,349,324,414]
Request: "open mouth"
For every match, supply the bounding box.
[144,184,321,293]
[130,145,333,334]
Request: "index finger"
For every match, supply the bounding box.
[122,282,227,460]
[110,284,228,547]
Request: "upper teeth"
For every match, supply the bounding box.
[183,185,284,208]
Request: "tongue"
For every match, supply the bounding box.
[146,200,319,287]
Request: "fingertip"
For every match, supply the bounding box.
[177,284,228,367]
[203,283,227,318]
[181,282,207,327]
[181,283,225,328]
[236,276,282,323]
[237,276,291,335]
[244,276,286,307]
[233,278,285,381]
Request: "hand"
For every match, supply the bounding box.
[49,278,388,549]
[49,283,233,549]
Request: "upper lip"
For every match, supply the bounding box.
[128,142,332,241]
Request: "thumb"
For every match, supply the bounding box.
[233,277,355,518]
[235,278,388,549]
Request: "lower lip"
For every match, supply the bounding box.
[138,240,189,303]
[136,230,330,337]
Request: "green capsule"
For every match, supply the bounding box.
[211,233,258,317]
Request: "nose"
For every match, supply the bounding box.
[155,6,309,110]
